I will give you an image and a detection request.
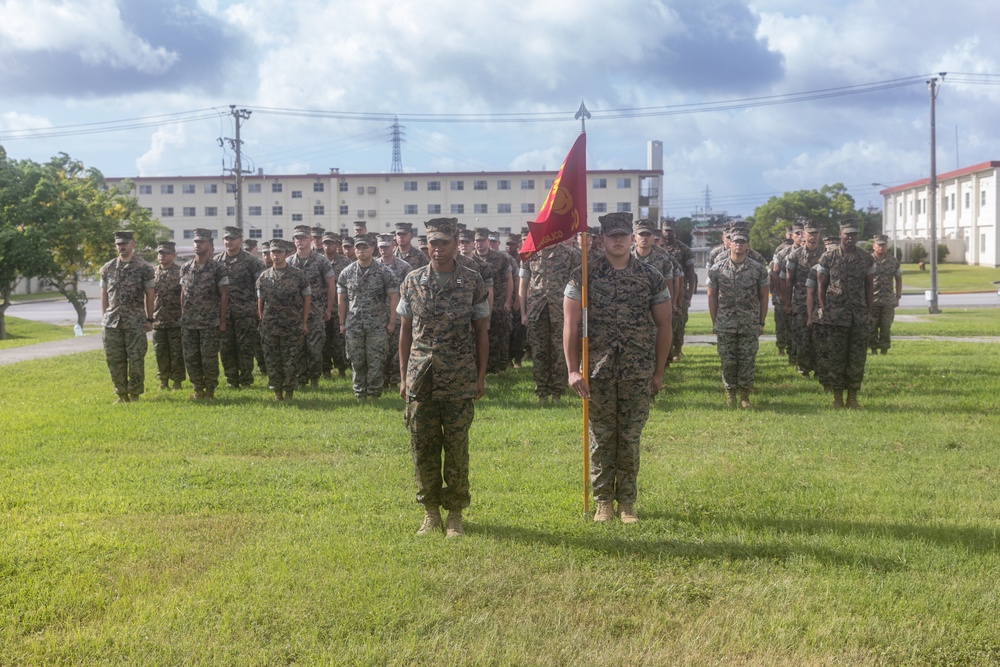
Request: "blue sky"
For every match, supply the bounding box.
[2,0,998,216]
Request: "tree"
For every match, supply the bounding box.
[0,147,50,339]
[24,153,167,327]
[748,183,860,258]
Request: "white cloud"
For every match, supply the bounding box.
[136,123,190,175]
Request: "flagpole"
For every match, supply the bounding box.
[575,101,591,517]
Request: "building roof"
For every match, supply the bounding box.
[878,161,1000,195]
[106,167,663,183]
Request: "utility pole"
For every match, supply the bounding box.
[219,106,252,229]
[928,74,945,314]
[390,116,405,173]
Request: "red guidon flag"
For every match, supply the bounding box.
[519,133,587,260]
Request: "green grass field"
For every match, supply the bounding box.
[2,340,999,665]
[0,316,77,350]
[900,264,1000,293]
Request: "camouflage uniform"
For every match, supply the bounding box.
[256,264,311,391]
[395,245,429,271]
[476,247,513,374]
[152,263,185,384]
[771,241,795,355]
[631,244,674,285]
[869,253,902,353]
[565,254,670,505]
[215,248,264,387]
[322,253,352,375]
[805,265,831,389]
[665,238,695,358]
[338,259,398,398]
[709,255,769,391]
[100,256,155,398]
[521,243,581,399]
[180,258,230,393]
[287,250,334,383]
[785,244,825,374]
[379,254,413,387]
[818,246,875,392]
[506,250,526,366]
[399,262,489,511]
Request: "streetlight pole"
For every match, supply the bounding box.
[872,182,893,257]
[927,74,946,314]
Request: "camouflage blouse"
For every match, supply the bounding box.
[152,264,182,329]
[100,257,155,329]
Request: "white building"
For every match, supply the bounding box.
[879,160,999,267]
[108,143,664,250]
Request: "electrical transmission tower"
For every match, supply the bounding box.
[390,116,405,173]
[703,185,712,214]
[219,106,252,229]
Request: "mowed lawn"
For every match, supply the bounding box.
[2,338,999,665]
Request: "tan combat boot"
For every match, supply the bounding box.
[618,501,639,524]
[191,389,205,401]
[204,388,215,400]
[726,389,737,406]
[273,389,284,401]
[445,509,464,538]
[172,380,182,391]
[846,390,862,410]
[113,394,129,404]
[129,393,140,403]
[417,506,443,535]
[739,388,752,409]
[159,380,169,390]
[285,389,294,401]
[594,501,615,522]
[832,390,844,409]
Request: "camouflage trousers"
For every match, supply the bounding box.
[588,377,651,504]
[774,300,792,352]
[670,305,689,357]
[346,322,387,398]
[487,309,510,374]
[826,320,869,391]
[262,329,304,391]
[792,309,816,373]
[298,312,326,382]
[220,312,259,387]
[384,319,401,387]
[103,325,148,397]
[509,311,526,364]
[527,304,566,399]
[869,303,895,352]
[813,323,831,389]
[406,397,475,511]
[716,331,760,390]
[322,309,348,373]
[152,327,185,383]
[182,327,220,391]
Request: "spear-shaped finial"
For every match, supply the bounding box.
[575,100,591,132]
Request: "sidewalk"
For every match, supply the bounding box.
[0,335,105,367]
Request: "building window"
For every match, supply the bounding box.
[226,206,235,217]
[291,190,302,199]
[272,206,283,216]
[272,182,282,193]
[161,185,174,195]
[593,202,607,213]
[544,179,554,190]
[183,230,194,240]
[521,179,535,190]
[450,180,464,191]
[521,203,535,214]
[497,203,511,214]
[248,228,263,239]
[404,181,418,191]
[272,228,284,239]
[248,183,261,193]
[497,180,511,190]
[357,186,365,195]
[451,204,465,214]
[899,203,903,216]
[617,177,632,188]
[367,210,376,218]
[427,181,441,191]
[367,186,376,195]
[617,202,631,212]
[498,227,511,236]
[182,184,196,194]
[314,205,325,215]
[965,192,970,209]
[404,204,418,215]
[292,213,304,222]
[981,233,987,253]
[357,210,365,218]
[182,207,196,217]
[982,191,987,206]
[248,206,262,216]
[428,204,441,214]
[204,184,218,194]
[474,180,487,191]
[474,204,488,214]
[139,184,152,195]
[593,178,607,189]
[161,207,174,217]
[338,205,348,215]
[226,183,236,193]
[336,181,346,192]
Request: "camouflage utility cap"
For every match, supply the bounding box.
[243,239,257,250]
[311,226,325,237]
[377,234,393,247]
[156,240,176,253]
[598,211,633,235]
[873,234,888,245]
[426,217,459,241]
[114,230,135,243]
[634,218,656,233]
[474,227,490,241]
[395,222,413,234]
[354,233,374,247]
[193,228,214,241]
[223,226,242,239]
[840,219,860,234]
[322,231,341,243]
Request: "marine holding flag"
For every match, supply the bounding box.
[562,212,673,525]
